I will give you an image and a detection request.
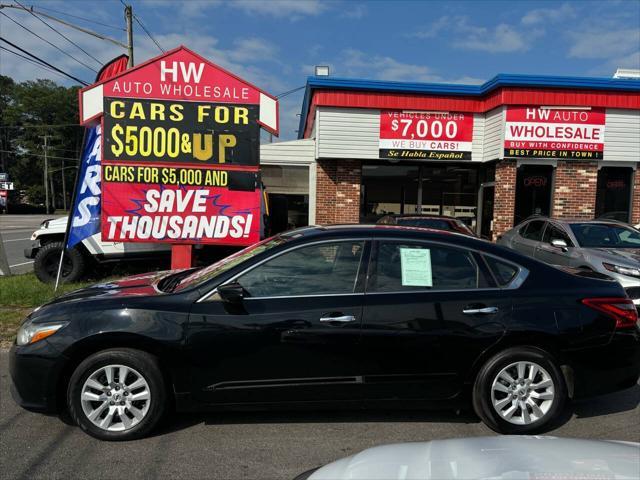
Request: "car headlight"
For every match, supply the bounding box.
[16,318,68,346]
[603,263,640,278]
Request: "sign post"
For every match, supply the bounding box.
[78,46,278,268]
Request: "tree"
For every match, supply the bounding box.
[1,75,84,209]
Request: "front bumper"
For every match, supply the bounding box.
[9,340,68,413]
[568,328,640,399]
[24,241,40,259]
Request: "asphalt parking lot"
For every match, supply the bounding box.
[0,351,638,480]
[0,215,52,275]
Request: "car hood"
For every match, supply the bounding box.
[45,270,182,305]
[308,436,640,480]
[586,247,640,265]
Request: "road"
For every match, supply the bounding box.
[0,352,638,480]
[0,215,53,275]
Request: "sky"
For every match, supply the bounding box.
[1,0,639,140]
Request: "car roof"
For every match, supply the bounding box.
[381,214,461,221]
[519,216,631,227]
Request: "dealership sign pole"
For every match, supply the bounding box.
[78,46,278,269]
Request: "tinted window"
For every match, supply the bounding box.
[542,224,573,247]
[521,220,546,241]
[237,241,365,297]
[570,223,640,248]
[484,256,519,286]
[369,242,486,292]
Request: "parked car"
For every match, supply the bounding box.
[25,216,170,283]
[294,436,640,480]
[497,217,640,304]
[10,225,640,440]
[376,214,477,236]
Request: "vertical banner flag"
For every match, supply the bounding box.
[78,46,279,247]
[504,106,606,159]
[66,55,129,250]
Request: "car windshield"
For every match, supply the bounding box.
[173,235,290,291]
[569,223,640,248]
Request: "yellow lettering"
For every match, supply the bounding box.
[218,134,236,164]
[234,107,248,125]
[110,100,125,119]
[169,104,183,122]
[149,103,165,121]
[192,133,212,161]
[197,105,210,123]
[130,102,145,120]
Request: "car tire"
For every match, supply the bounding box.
[473,346,566,434]
[67,349,167,441]
[34,241,86,283]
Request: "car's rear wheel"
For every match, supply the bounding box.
[473,347,566,434]
[67,349,166,441]
[34,241,85,283]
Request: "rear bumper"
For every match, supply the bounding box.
[568,328,640,399]
[9,341,67,413]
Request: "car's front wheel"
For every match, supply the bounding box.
[34,241,86,283]
[67,349,167,441]
[473,347,566,434]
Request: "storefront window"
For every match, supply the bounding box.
[595,167,633,222]
[360,163,480,228]
[514,165,553,224]
[261,165,309,233]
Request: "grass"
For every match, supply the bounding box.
[0,273,95,348]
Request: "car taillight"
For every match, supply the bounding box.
[581,297,639,329]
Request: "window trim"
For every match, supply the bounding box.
[521,220,547,242]
[197,238,372,302]
[365,238,528,295]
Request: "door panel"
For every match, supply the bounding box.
[359,241,512,401]
[186,239,369,405]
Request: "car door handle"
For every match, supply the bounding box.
[320,315,356,323]
[463,307,499,315]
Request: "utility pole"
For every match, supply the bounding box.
[61,158,67,210]
[42,135,49,214]
[125,4,134,68]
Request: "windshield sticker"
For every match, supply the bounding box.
[400,248,433,287]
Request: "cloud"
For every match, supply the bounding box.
[521,3,575,25]
[410,16,537,53]
[568,29,640,60]
[229,0,328,20]
[227,37,279,63]
[340,3,367,20]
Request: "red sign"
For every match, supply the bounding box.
[102,183,261,245]
[79,46,278,247]
[504,106,606,159]
[379,110,474,160]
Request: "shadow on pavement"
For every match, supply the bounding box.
[571,384,640,418]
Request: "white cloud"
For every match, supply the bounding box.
[410,16,537,53]
[340,3,367,20]
[227,37,279,63]
[568,29,640,60]
[521,3,575,25]
[229,0,328,20]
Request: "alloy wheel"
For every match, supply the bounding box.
[80,364,151,432]
[490,361,555,425]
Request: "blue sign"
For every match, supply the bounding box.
[67,126,102,249]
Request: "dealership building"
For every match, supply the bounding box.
[261,73,640,239]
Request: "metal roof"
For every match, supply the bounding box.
[298,73,640,138]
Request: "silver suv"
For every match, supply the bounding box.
[497,217,640,303]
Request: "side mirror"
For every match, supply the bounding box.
[217,282,245,303]
[551,239,569,251]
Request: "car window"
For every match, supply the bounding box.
[397,218,453,230]
[521,220,546,241]
[237,241,365,298]
[368,241,488,292]
[542,224,573,247]
[570,223,640,248]
[484,256,519,286]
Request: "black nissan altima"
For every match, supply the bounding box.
[10,225,640,440]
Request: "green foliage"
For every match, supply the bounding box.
[0,272,94,307]
[0,75,84,207]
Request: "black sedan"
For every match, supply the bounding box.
[10,225,640,440]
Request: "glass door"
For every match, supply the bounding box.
[477,182,495,239]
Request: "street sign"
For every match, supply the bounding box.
[0,173,8,182]
[0,182,14,190]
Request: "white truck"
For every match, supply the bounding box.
[24,216,170,283]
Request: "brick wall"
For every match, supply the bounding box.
[315,159,361,225]
[631,170,640,225]
[552,161,598,219]
[493,160,516,240]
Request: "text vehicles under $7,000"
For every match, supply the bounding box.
[103,98,260,167]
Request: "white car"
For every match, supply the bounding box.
[25,216,170,283]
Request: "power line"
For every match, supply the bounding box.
[0,45,68,80]
[0,11,98,73]
[0,37,90,85]
[133,13,164,53]
[0,149,81,162]
[33,5,125,31]
[0,124,83,129]
[14,0,103,66]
